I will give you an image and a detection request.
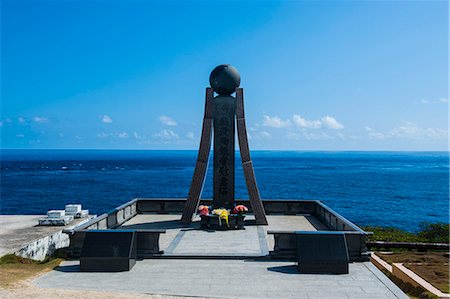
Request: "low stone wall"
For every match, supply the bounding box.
[16,217,92,261]
[64,199,138,257]
[313,201,363,232]
[268,230,370,262]
[65,198,369,260]
[136,198,317,214]
[66,198,321,236]
[267,200,370,262]
[16,230,68,261]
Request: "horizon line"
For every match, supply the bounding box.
[1,148,448,153]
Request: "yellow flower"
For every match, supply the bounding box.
[212,209,229,227]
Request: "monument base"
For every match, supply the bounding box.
[200,214,245,230]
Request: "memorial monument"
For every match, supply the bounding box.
[181,65,268,225]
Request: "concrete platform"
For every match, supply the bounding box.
[0,215,90,257]
[34,259,408,299]
[26,213,408,298]
[117,214,328,257]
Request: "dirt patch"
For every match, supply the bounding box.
[0,254,63,288]
[377,251,449,294]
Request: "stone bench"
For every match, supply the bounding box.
[66,229,165,259]
[135,229,166,257]
[295,231,349,274]
[80,230,137,272]
[267,230,369,262]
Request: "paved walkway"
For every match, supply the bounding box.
[34,259,408,299]
[119,214,328,255]
[165,226,268,257]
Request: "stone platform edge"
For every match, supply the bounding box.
[63,198,371,261]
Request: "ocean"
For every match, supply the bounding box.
[0,150,448,232]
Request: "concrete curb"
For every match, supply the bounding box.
[371,253,450,299]
[392,263,450,299]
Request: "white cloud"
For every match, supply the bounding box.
[259,131,271,139]
[0,122,3,127]
[18,117,26,123]
[321,116,344,130]
[186,132,195,140]
[97,131,129,139]
[285,131,334,140]
[388,122,447,139]
[264,114,344,130]
[159,115,177,126]
[337,132,346,140]
[292,115,321,129]
[286,131,301,140]
[58,133,65,138]
[97,132,110,138]
[420,97,448,104]
[153,129,179,139]
[101,115,113,123]
[302,132,332,140]
[253,131,272,140]
[263,115,291,128]
[291,115,343,130]
[365,126,385,139]
[117,132,129,139]
[16,134,25,138]
[365,122,448,140]
[33,116,49,123]
[133,132,143,140]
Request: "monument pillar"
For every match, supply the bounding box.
[213,95,235,209]
[181,64,268,225]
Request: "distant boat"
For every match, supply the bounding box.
[61,166,68,170]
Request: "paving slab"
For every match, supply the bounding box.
[166,226,266,256]
[118,214,327,254]
[34,260,408,299]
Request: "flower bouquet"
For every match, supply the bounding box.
[197,204,248,230]
[232,205,248,215]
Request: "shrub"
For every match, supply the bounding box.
[362,222,450,244]
[418,222,449,243]
[363,226,424,242]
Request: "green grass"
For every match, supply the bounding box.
[0,253,63,288]
[362,222,449,243]
[380,268,440,299]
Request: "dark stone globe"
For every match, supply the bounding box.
[209,64,241,95]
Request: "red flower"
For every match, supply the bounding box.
[198,205,210,216]
[232,205,248,214]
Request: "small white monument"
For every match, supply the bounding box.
[47,210,66,218]
[38,204,89,226]
[39,210,73,226]
[65,204,89,218]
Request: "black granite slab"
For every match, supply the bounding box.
[295,231,349,274]
[80,230,137,272]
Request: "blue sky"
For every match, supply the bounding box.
[1,0,448,150]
